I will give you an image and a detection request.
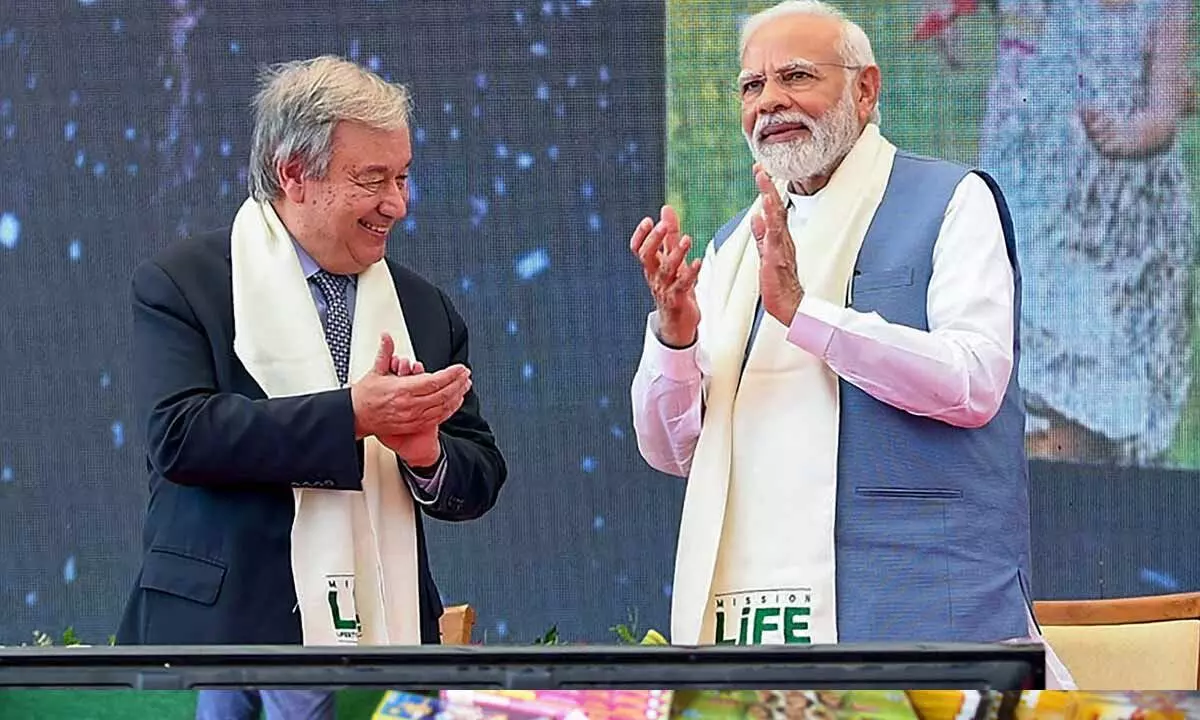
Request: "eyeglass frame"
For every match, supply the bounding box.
[736,58,865,103]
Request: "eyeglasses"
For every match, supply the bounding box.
[736,61,863,102]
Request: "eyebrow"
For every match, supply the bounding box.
[737,57,821,84]
[354,163,411,176]
[777,58,821,74]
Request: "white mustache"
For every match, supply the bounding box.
[754,112,816,141]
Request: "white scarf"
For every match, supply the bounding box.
[230,198,421,646]
[672,125,897,645]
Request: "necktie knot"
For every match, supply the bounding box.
[312,270,350,301]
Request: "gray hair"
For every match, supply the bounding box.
[739,0,881,125]
[248,55,413,201]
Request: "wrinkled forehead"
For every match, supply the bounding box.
[740,14,844,73]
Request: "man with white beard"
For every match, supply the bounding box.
[628,0,1073,686]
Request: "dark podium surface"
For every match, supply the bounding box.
[0,643,1045,690]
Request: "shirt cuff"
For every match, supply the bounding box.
[786,294,839,359]
[398,440,446,506]
[645,311,702,382]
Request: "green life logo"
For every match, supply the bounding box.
[713,589,812,645]
[326,576,361,643]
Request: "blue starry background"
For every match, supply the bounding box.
[0,0,679,645]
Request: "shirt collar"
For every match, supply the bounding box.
[785,184,824,214]
[291,237,357,286]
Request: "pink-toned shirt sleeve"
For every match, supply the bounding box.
[630,312,705,478]
[785,173,1015,428]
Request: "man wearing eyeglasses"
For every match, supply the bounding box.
[629,0,1071,686]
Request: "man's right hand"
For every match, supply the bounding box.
[350,333,471,440]
[630,205,702,348]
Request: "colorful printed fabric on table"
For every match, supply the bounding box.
[911,691,1200,720]
[438,690,673,719]
[1063,693,1193,720]
[671,690,919,720]
[373,691,441,720]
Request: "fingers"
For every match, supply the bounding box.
[414,400,464,427]
[754,169,785,225]
[753,167,774,195]
[660,205,680,238]
[752,167,790,258]
[751,213,767,242]
[665,257,702,296]
[371,364,472,434]
[633,205,685,279]
[637,220,667,277]
[392,357,427,377]
[658,206,683,260]
[398,371,471,428]
[422,374,472,423]
[373,332,395,374]
[659,233,692,283]
[404,364,471,399]
[629,217,654,254]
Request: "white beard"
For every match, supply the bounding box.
[744,90,861,188]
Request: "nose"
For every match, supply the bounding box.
[756,75,791,115]
[379,179,408,219]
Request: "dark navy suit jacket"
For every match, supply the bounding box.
[115,227,506,646]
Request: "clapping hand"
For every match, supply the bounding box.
[350,333,466,467]
[630,205,702,348]
[750,165,804,325]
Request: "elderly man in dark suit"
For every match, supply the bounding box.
[116,55,506,720]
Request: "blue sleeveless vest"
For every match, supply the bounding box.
[710,152,1033,642]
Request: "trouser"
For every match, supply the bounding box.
[195,689,335,720]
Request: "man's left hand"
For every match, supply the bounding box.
[380,356,444,469]
[751,166,804,325]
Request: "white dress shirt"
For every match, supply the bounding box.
[631,172,1016,478]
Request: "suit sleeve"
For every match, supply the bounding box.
[133,259,363,490]
[419,289,507,521]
